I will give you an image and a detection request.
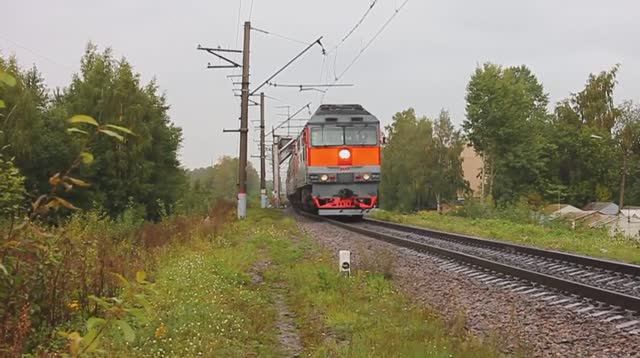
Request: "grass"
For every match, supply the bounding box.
[371,209,640,265]
[102,209,499,356]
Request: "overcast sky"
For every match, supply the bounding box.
[4,0,640,169]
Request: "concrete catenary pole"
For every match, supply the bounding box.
[272,140,281,208]
[260,92,267,208]
[238,21,251,219]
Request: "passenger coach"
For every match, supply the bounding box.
[286,104,381,216]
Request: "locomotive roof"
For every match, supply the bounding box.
[308,104,379,124]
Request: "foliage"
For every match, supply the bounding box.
[614,101,640,208]
[0,147,26,221]
[179,156,260,215]
[1,108,141,356]
[559,65,620,132]
[0,45,186,220]
[543,65,623,206]
[464,63,552,203]
[381,108,466,212]
[371,209,640,264]
[0,70,26,219]
[58,273,153,357]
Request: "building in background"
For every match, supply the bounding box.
[583,202,619,216]
[460,145,484,198]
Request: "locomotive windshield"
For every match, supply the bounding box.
[310,125,377,146]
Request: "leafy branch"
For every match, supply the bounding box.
[30,114,134,218]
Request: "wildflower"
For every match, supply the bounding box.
[155,323,168,338]
[67,300,80,312]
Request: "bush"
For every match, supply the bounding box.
[0,154,26,218]
[0,200,235,355]
[453,197,539,225]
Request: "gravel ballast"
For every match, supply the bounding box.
[296,215,640,357]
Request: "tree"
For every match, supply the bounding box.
[51,44,186,219]
[547,65,624,206]
[571,65,620,132]
[464,63,552,202]
[0,45,187,220]
[615,101,640,210]
[381,108,465,212]
[181,156,260,214]
[432,110,466,211]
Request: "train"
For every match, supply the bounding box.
[286,104,381,216]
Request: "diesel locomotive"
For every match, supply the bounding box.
[286,104,381,216]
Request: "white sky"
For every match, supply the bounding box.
[4,0,640,169]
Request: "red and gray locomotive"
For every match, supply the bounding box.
[286,104,381,216]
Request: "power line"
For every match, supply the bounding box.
[0,34,73,70]
[235,0,243,47]
[323,0,410,101]
[337,0,409,81]
[251,26,308,46]
[249,0,255,21]
[333,0,379,52]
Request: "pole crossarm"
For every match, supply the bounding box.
[197,45,242,68]
[267,102,312,138]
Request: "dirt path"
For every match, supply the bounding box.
[250,258,303,357]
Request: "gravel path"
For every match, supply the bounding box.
[296,216,640,357]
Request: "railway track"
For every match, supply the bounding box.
[297,211,640,333]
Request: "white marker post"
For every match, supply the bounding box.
[260,189,267,209]
[238,193,247,219]
[339,250,351,277]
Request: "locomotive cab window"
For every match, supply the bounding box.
[311,125,378,146]
[345,126,377,145]
[310,126,344,146]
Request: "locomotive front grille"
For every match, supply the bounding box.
[336,173,354,183]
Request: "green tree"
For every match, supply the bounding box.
[432,109,466,211]
[464,63,551,202]
[381,108,465,212]
[546,66,623,206]
[0,45,186,220]
[181,156,260,214]
[568,65,620,132]
[52,44,186,219]
[615,101,640,210]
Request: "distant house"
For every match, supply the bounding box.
[582,202,619,216]
[460,145,483,198]
[542,204,582,218]
[621,206,640,219]
[544,202,639,239]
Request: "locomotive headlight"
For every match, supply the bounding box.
[363,173,371,181]
[338,149,351,159]
[320,174,329,182]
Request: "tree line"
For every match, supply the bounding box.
[0,44,255,221]
[382,63,640,212]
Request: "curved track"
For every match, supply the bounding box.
[298,211,640,314]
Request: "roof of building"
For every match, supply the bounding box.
[559,210,597,221]
[583,202,618,212]
[542,204,581,215]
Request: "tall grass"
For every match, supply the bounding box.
[0,201,234,355]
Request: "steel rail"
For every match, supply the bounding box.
[363,218,640,277]
[298,212,640,312]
